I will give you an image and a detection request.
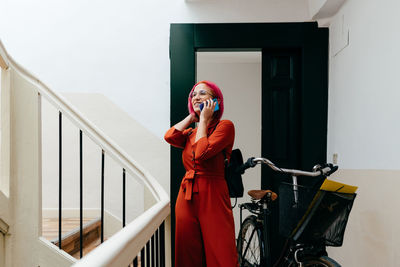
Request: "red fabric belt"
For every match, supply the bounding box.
[181,170,224,200]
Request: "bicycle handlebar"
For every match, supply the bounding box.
[238,157,338,177]
[236,157,257,174]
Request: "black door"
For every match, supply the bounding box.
[170,23,328,265]
[262,48,302,260]
[262,48,301,172]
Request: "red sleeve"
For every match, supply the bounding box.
[164,127,192,149]
[193,120,235,161]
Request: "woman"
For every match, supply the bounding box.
[164,81,238,267]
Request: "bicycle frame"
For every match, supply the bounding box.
[237,157,339,267]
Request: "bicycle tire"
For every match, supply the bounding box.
[288,256,341,267]
[237,215,264,267]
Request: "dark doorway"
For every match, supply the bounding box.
[170,22,328,264]
[262,48,303,259]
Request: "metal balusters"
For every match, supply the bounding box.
[55,113,167,264]
[160,222,165,267]
[138,227,166,267]
[146,241,150,267]
[101,150,105,243]
[79,130,83,258]
[123,168,126,227]
[58,111,62,249]
[151,235,155,267]
[155,229,159,267]
[141,247,145,267]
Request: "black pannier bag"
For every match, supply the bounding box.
[224,149,245,198]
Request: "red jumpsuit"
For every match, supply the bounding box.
[164,119,238,267]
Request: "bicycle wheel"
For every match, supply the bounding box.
[289,256,341,267]
[237,215,264,267]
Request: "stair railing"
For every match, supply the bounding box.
[0,40,170,267]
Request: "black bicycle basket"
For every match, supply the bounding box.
[291,190,356,246]
[278,181,320,238]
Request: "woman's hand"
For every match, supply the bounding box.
[194,99,216,142]
[199,99,216,124]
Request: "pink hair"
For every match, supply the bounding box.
[187,80,224,121]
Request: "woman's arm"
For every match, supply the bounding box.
[174,114,197,131]
[164,114,197,148]
[193,120,235,161]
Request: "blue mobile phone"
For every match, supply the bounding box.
[200,98,219,112]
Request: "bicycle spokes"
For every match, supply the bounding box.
[240,223,261,266]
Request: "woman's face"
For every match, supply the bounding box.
[191,83,214,114]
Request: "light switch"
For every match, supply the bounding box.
[333,153,338,164]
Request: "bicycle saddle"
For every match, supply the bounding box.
[248,190,278,201]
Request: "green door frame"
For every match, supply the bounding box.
[169,22,328,264]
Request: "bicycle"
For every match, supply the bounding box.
[236,157,356,267]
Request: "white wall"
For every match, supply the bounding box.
[0,66,10,267]
[327,0,400,170]
[197,52,262,235]
[308,0,326,17]
[324,0,400,265]
[0,0,310,139]
[0,67,10,198]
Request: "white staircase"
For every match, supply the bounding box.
[0,40,170,267]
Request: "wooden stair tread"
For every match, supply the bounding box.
[42,217,102,259]
[42,217,96,241]
[52,218,101,245]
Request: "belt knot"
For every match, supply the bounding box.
[181,170,198,200]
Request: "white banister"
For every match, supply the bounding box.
[74,200,169,267]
